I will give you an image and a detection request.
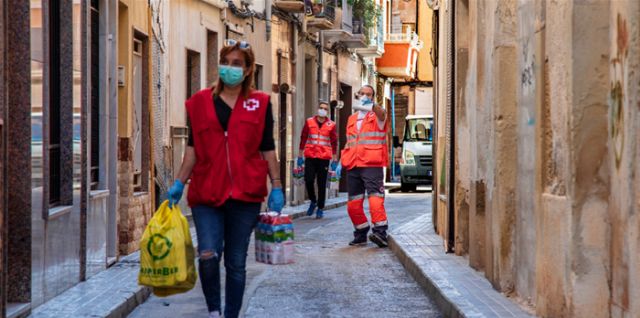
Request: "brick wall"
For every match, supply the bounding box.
[117,140,153,255]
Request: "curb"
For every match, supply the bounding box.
[29,255,153,318]
[107,286,152,318]
[388,234,466,318]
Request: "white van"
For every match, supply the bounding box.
[396,115,433,192]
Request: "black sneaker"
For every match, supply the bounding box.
[368,232,388,248]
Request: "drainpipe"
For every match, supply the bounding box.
[266,0,272,41]
[447,0,456,253]
[290,19,299,205]
[317,32,324,103]
[390,87,396,181]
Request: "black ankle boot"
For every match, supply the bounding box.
[349,226,370,246]
[369,225,388,248]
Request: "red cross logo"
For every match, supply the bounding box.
[244,99,260,111]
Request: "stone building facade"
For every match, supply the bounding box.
[115,0,155,255]
[431,0,640,316]
[0,1,381,316]
[1,0,122,315]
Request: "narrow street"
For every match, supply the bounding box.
[128,191,441,318]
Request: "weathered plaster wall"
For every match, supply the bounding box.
[117,0,150,138]
[116,0,153,256]
[417,0,433,82]
[166,1,223,128]
[486,0,519,300]
[534,0,573,315]
[568,1,611,317]
[436,0,638,316]
[609,1,640,316]
[433,0,453,243]
[453,0,469,257]
[514,0,540,305]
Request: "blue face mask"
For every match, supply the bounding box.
[359,96,372,105]
[219,65,245,87]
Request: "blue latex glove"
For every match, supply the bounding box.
[168,180,184,208]
[335,163,342,177]
[297,156,304,167]
[330,160,338,171]
[353,96,374,112]
[268,187,285,213]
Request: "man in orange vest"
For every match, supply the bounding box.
[336,85,389,247]
[298,101,338,219]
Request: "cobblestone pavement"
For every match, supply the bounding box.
[128,191,441,318]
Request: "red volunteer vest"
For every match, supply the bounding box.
[186,88,270,207]
[303,117,335,160]
[340,111,388,170]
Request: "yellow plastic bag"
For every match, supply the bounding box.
[139,200,196,295]
[152,205,197,297]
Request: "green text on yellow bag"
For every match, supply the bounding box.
[139,200,195,291]
[151,202,196,297]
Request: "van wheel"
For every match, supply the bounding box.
[400,182,416,192]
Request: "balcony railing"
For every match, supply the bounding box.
[306,0,336,31]
[387,30,423,50]
[375,13,384,51]
[354,9,384,57]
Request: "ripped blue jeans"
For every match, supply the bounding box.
[191,200,261,318]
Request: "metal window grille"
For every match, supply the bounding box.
[90,2,100,190]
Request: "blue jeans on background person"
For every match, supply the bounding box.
[191,200,261,318]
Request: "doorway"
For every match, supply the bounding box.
[186,49,201,99]
[131,31,150,194]
[279,91,288,194]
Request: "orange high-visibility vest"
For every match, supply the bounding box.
[303,117,335,160]
[340,111,388,170]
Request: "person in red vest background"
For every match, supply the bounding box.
[167,40,283,318]
[335,85,389,248]
[297,101,338,219]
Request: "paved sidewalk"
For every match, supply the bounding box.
[28,194,347,318]
[29,252,151,318]
[389,213,535,318]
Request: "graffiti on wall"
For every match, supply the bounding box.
[520,37,536,126]
[518,0,537,128]
[609,13,628,169]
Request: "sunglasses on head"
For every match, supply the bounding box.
[224,39,251,49]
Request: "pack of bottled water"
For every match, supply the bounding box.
[328,170,339,190]
[293,165,305,186]
[255,212,295,265]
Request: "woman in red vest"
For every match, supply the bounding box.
[167,40,283,318]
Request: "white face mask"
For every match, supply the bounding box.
[318,109,328,117]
